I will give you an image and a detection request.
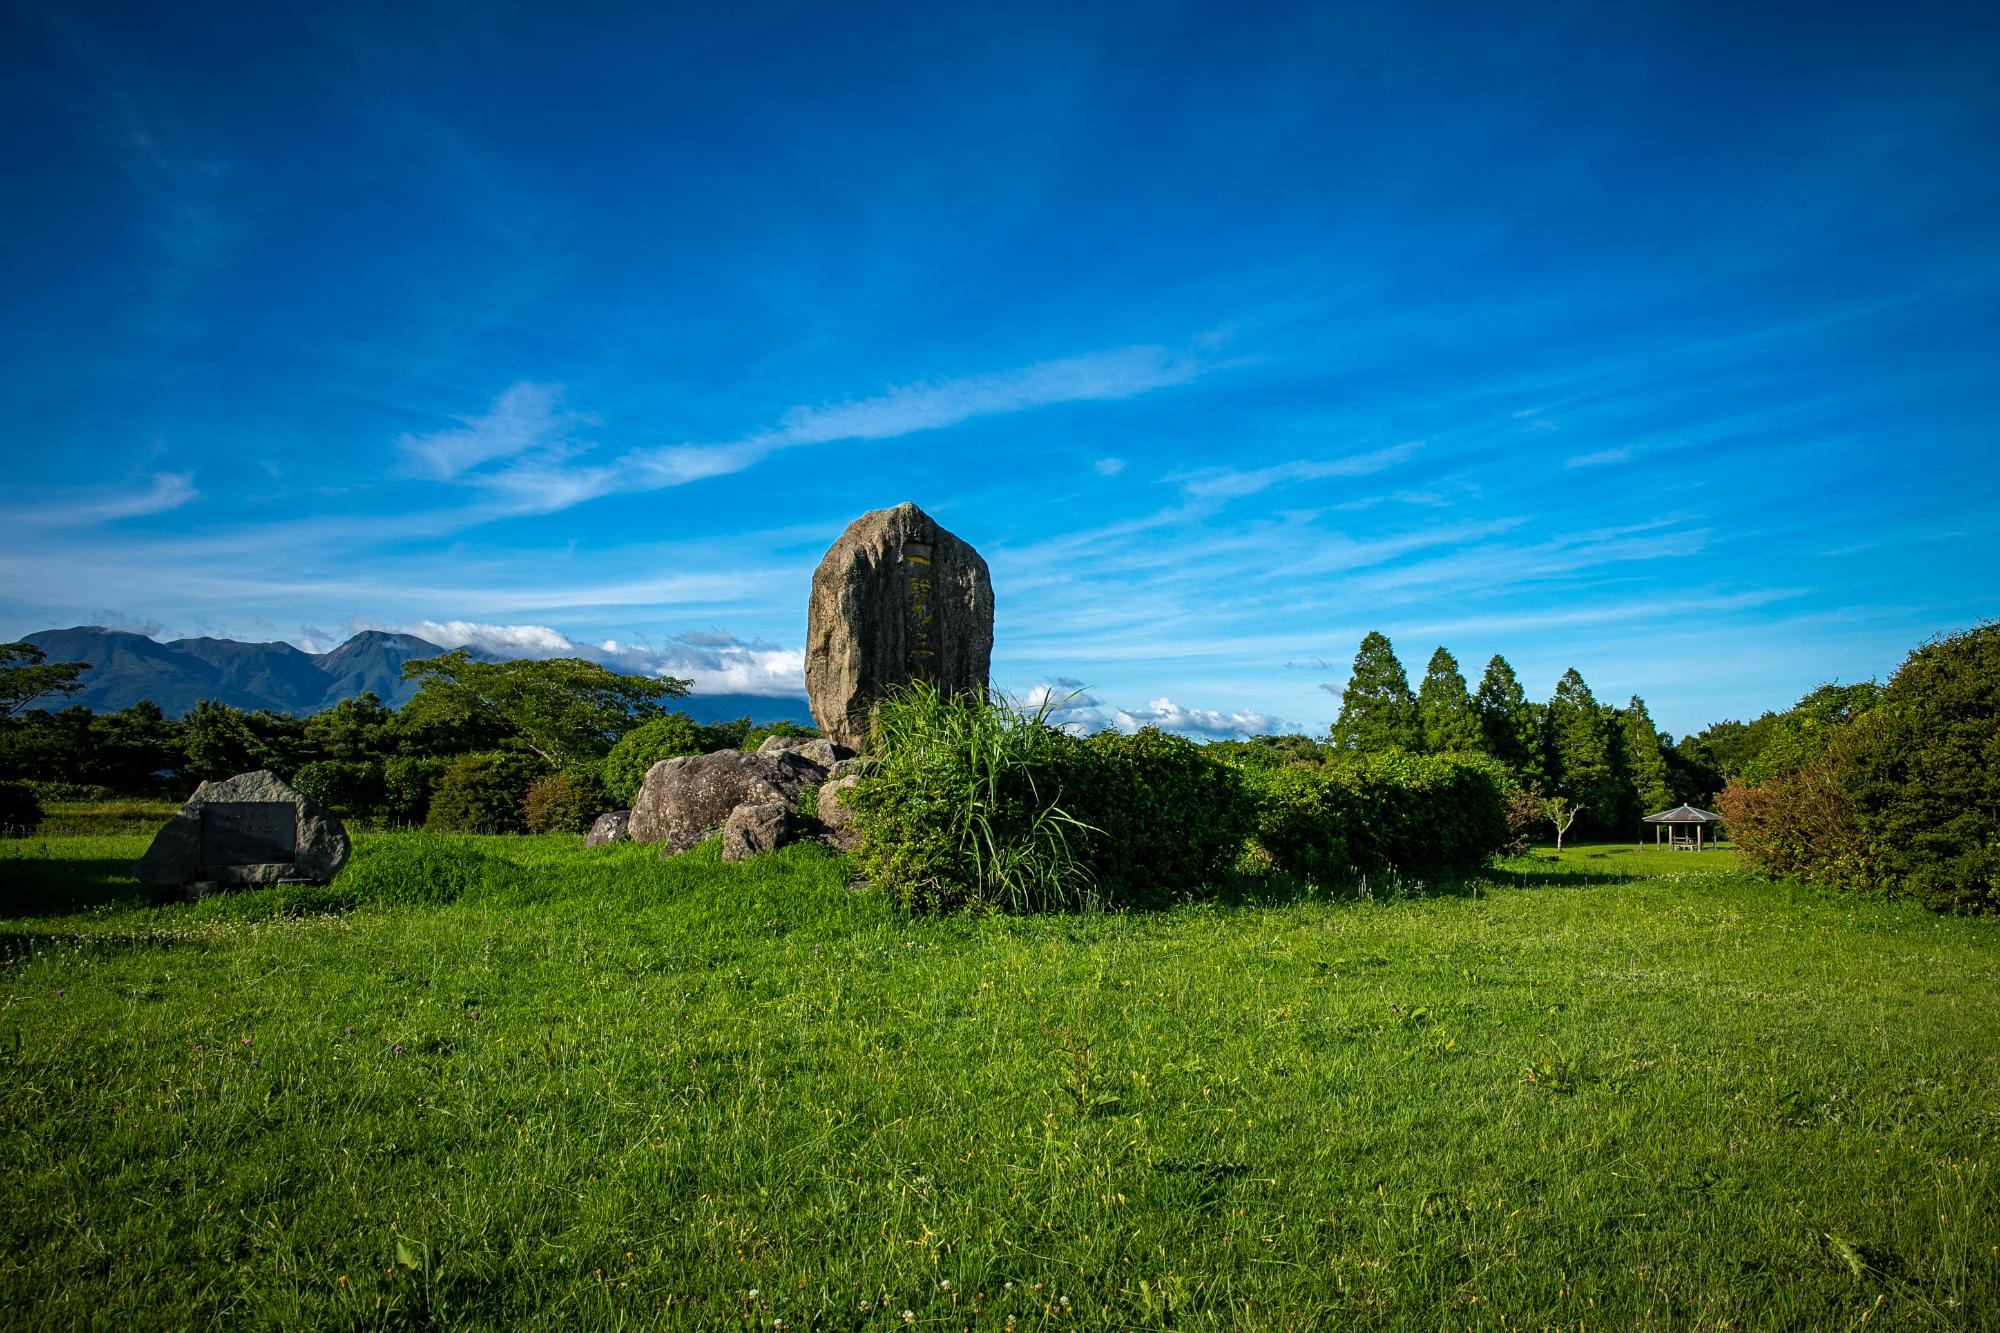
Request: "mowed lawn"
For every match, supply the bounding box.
[1,830,1996,1330]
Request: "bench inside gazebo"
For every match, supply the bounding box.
[1643,803,1723,850]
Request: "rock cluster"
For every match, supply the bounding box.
[804,502,993,749]
[624,741,857,862]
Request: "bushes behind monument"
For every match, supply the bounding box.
[602,715,733,807]
[845,685,1509,911]
[1065,727,1257,907]
[1245,750,1511,884]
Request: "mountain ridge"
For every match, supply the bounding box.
[17,626,815,725]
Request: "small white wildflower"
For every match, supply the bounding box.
[748,1288,760,1299]
[902,1311,915,1324]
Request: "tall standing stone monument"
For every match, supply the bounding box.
[805,502,994,749]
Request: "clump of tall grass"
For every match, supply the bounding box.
[844,682,1098,912]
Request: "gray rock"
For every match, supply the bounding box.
[584,809,632,847]
[756,734,815,756]
[816,774,863,852]
[133,770,349,890]
[805,502,994,749]
[722,801,793,862]
[630,749,823,855]
[826,757,862,781]
[797,738,856,770]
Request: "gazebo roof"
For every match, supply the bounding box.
[1643,804,1722,824]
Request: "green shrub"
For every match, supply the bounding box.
[425,752,545,834]
[25,780,106,803]
[1068,728,1254,906]
[602,714,729,806]
[1842,622,2000,913]
[1246,750,1510,885]
[1501,781,1548,854]
[740,719,819,751]
[333,834,529,907]
[1203,734,1328,771]
[381,755,448,826]
[290,759,384,819]
[846,683,1095,912]
[522,771,606,834]
[1717,761,1869,887]
[0,780,43,836]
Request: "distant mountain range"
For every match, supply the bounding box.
[19,626,816,725]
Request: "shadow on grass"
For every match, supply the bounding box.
[1207,858,1658,909]
[0,857,154,918]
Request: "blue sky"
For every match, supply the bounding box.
[2,0,1996,738]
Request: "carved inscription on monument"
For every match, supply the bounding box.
[903,539,937,682]
[199,802,299,867]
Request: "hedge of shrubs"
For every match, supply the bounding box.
[844,684,1513,912]
[1722,621,1999,913]
[1244,750,1510,884]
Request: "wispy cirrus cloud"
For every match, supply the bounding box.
[1,472,197,529]
[398,381,587,481]
[1565,443,1661,469]
[1172,440,1422,501]
[441,344,1209,513]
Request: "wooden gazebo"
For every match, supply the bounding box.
[1643,803,1723,850]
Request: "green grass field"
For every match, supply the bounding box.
[1,829,1995,1330]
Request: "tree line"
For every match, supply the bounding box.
[0,644,812,833]
[1314,632,1710,838]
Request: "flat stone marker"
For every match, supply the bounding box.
[134,770,349,892]
[201,802,299,865]
[805,501,993,748]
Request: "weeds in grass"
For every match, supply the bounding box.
[852,682,1099,912]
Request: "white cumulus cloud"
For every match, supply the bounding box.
[394,619,806,697]
[1020,681,1293,741]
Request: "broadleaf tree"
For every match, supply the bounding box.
[1330,632,1418,752]
[399,651,691,771]
[0,643,90,717]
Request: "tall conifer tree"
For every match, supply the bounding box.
[1620,695,1674,815]
[1331,632,1418,751]
[1474,654,1542,783]
[1416,646,1481,753]
[1545,668,1620,832]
